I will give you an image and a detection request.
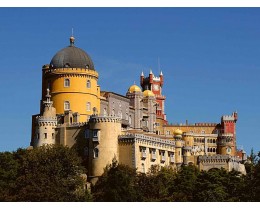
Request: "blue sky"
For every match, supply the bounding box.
[0,8,259,154]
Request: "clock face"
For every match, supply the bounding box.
[153,84,159,91]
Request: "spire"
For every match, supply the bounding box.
[149,68,153,74]
[46,88,51,103]
[141,71,144,76]
[43,88,53,107]
[160,70,163,76]
[69,28,75,46]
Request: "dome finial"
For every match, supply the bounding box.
[70,28,75,46]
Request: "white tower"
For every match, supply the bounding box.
[34,89,57,147]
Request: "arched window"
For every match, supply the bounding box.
[87,80,91,88]
[112,109,115,116]
[226,147,231,154]
[64,101,70,110]
[93,148,99,158]
[86,102,91,111]
[64,78,70,87]
[129,115,132,125]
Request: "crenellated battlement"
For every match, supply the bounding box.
[119,133,175,146]
[198,154,240,163]
[43,67,98,79]
[89,115,122,123]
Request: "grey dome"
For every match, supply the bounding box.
[50,45,95,70]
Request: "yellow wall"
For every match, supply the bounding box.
[43,68,100,122]
[164,125,217,135]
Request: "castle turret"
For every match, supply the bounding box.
[33,89,57,147]
[126,84,143,130]
[140,70,167,126]
[174,129,183,168]
[219,112,238,156]
[142,90,156,133]
[41,35,100,122]
[87,116,122,184]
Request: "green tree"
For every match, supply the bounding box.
[8,145,88,201]
[0,152,19,201]
[136,165,176,201]
[92,158,140,202]
[170,165,199,201]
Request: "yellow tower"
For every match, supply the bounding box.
[41,36,100,122]
[174,129,183,167]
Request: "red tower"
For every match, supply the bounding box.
[219,111,238,155]
[140,70,167,125]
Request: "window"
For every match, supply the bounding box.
[169,152,175,163]
[166,130,170,135]
[87,80,91,88]
[86,102,91,111]
[52,133,54,139]
[141,163,145,173]
[227,147,231,154]
[44,133,47,139]
[93,130,98,138]
[201,130,205,134]
[64,101,70,110]
[112,109,115,116]
[161,151,166,162]
[103,108,107,116]
[129,115,132,125]
[64,78,70,87]
[151,149,156,160]
[141,147,146,159]
[93,148,99,158]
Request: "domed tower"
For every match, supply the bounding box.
[33,89,57,147]
[142,90,156,133]
[174,129,183,168]
[41,36,100,122]
[126,83,143,130]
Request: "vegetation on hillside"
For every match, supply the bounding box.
[0,145,260,202]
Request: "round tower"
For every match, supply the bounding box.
[174,129,183,167]
[126,83,143,129]
[34,89,57,147]
[41,36,100,122]
[217,134,235,156]
[88,116,121,184]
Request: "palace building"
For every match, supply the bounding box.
[31,36,246,183]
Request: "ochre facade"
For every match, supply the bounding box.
[31,36,246,184]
